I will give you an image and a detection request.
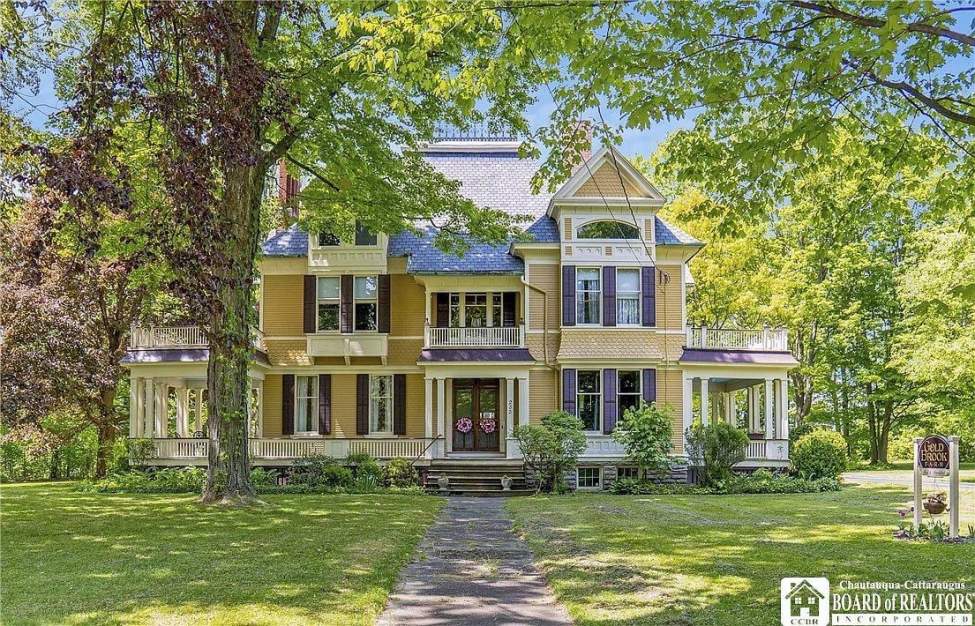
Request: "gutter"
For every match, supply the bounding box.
[520,277,558,370]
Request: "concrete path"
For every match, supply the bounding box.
[844,470,975,495]
[377,497,572,626]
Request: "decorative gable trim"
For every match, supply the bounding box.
[549,146,666,211]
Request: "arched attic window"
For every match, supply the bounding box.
[577,220,640,240]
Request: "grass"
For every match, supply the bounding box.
[0,482,442,626]
[507,485,975,625]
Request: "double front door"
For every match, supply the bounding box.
[452,379,500,451]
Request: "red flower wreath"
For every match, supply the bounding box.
[456,417,473,433]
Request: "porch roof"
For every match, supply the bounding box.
[418,348,535,363]
[122,348,271,366]
[679,348,798,366]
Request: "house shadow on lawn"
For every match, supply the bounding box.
[508,486,975,626]
[0,483,443,625]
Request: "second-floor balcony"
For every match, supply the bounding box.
[425,324,525,348]
[685,326,788,351]
[130,325,266,352]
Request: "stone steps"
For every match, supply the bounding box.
[424,461,529,496]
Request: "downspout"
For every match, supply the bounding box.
[520,277,558,370]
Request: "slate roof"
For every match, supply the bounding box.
[122,348,271,366]
[262,223,308,256]
[655,217,702,246]
[679,349,798,366]
[418,348,535,363]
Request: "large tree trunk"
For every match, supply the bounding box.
[94,388,118,478]
[201,163,265,504]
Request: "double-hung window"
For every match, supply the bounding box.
[369,375,393,433]
[617,268,640,325]
[354,275,378,331]
[491,293,503,325]
[618,370,642,418]
[577,467,602,489]
[295,375,318,434]
[576,268,601,325]
[577,370,601,431]
[465,293,487,328]
[317,277,340,331]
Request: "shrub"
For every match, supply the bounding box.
[249,467,278,487]
[288,454,341,485]
[127,438,155,466]
[792,429,848,480]
[610,471,840,495]
[612,403,673,475]
[684,421,748,486]
[77,467,206,493]
[348,453,383,482]
[789,421,817,443]
[384,458,418,487]
[513,410,587,493]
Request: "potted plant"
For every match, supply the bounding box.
[500,475,512,491]
[923,492,947,515]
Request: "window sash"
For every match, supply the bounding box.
[354,275,378,331]
[317,277,341,331]
[465,293,487,328]
[617,269,641,325]
[577,370,601,431]
[618,370,642,417]
[295,375,318,433]
[369,375,393,433]
[576,268,601,325]
[577,467,601,488]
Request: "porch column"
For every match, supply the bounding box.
[764,378,774,439]
[155,384,168,437]
[700,377,710,426]
[682,376,693,452]
[144,377,155,437]
[423,378,433,446]
[175,387,188,437]
[518,377,529,427]
[194,388,205,433]
[129,377,140,438]
[505,378,515,434]
[728,392,737,425]
[749,387,759,432]
[436,378,446,456]
[778,377,790,440]
[254,384,263,438]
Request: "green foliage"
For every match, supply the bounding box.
[611,470,841,495]
[384,458,418,488]
[792,430,848,480]
[248,467,279,488]
[126,438,155,466]
[685,422,749,486]
[78,467,206,493]
[347,453,383,482]
[512,410,587,493]
[612,403,673,474]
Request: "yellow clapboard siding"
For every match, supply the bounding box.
[263,274,304,336]
[263,374,282,437]
[391,274,425,337]
[655,264,683,329]
[527,263,559,331]
[529,369,559,424]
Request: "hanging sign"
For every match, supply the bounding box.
[919,435,950,472]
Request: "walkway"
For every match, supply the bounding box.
[377,497,572,626]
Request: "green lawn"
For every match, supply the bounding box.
[858,461,975,471]
[507,486,975,625]
[0,482,442,626]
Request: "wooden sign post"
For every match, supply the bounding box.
[913,434,961,537]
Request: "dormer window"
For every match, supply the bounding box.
[577,220,640,240]
[355,221,377,246]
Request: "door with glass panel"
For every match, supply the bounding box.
[452,379,500,451]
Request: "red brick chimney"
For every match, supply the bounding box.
[277,159,300,208]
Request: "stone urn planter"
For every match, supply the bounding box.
[923,493,947,515]
[501,475,512,491]
[437,475,450,493]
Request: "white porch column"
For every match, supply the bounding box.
[728,392,737,425]
[764,378,774,439]
[700,377,710,426]
[129,377,140,437]
[749,387,759,432]
[778,376,789,440]
[156,384,169,437]
[518,377,529,427]
[436,378,446,456]
[144,377,155,437]
[505,378,515,434]
[424,378,434,447]
[682,376,693,452]
[175,387,188,437]
[254,385,263,438]
[194,388,205,433]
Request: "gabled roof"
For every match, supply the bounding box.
[656,216,702,246]
[549,146,666,209]
[785,580,825,600]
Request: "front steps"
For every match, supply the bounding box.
[423,460,533,496]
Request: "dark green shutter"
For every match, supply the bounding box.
[356,374,369,435]
[393,374,406,436]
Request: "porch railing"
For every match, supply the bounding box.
[685,326,788,351]
[144,437,435,461]
[130,325,266,351]
[427,324,523,348]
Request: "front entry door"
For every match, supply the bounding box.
[452,379,500,452]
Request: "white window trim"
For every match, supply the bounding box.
[315,276,341,334]
[616,267,641,326]
[576,267,602,326]
[576,466,603,490]
[577,369,602,433]
[447,291,510,328]
[354,275,379,333]
[294,375,319,435]
[617,369,642,419]
[369,374,394,434]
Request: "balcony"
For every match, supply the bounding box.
[425,325,524,348]
[685,326,788,351]
[306,333,388,364]
[130,325,266,351]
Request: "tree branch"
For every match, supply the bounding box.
[790,0,975,47]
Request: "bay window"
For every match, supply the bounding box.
[617,268,640,325]
[577,370,601,431]
[316,277,340,331]
[369,375,393,433]
[354,275,378,331]
[576,268,601,325]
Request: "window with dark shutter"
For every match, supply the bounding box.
[378,274,391,333]
[603,369,617,433]
[303,276,316,334]
[282,374,295,435]
[340,275,354,334]
[318,374,331,435]
[602,266,616,327]
[562,368,577,415]
[393,374,406,435]
[562,266,576,326]
[356,374,369,435]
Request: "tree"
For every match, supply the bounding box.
[685,422,748,486]
[513,411,587,493]
[612,403,674,477]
